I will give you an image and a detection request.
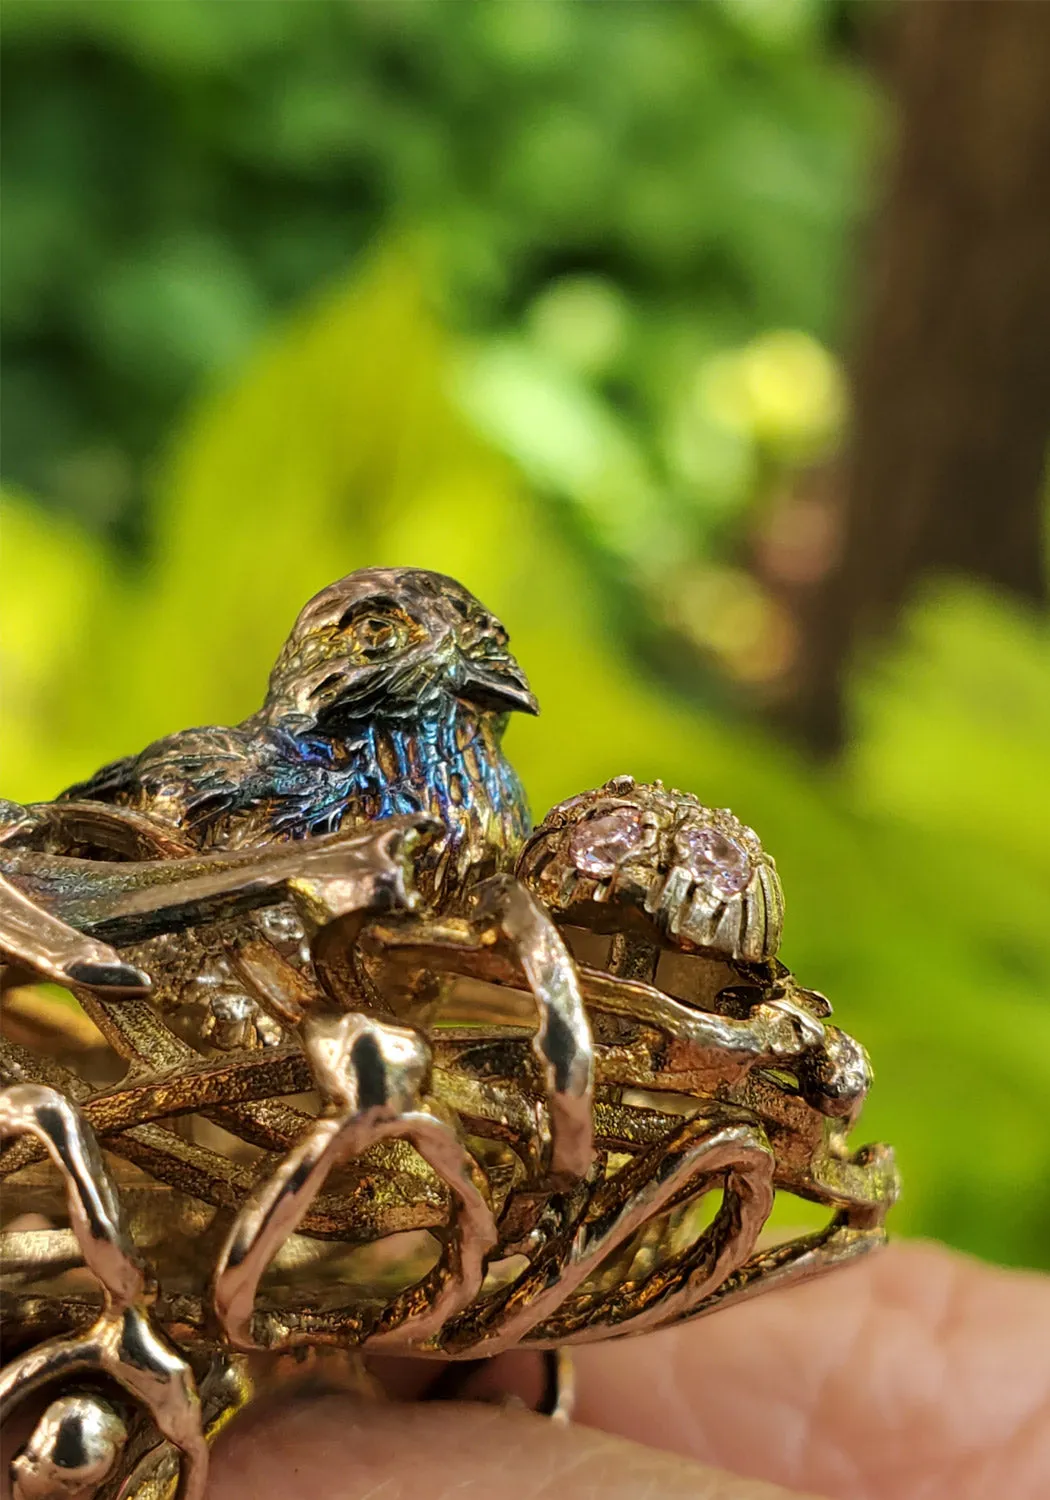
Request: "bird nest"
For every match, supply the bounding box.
[0,570,897,1500]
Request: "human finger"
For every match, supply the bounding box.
[566,1241,1050,1500]
[208,1392,826,1500]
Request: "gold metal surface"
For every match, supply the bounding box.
[0,573,898,1499]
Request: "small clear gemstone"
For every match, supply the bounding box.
[569,807,644,877]
[255,903,306,953]
[678,824,752,899]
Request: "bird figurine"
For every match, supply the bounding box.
[62,568,539,910]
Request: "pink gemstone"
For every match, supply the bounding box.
[569,807,643,877]
[678,824,751,899]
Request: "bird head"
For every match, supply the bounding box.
[259,568,539,733]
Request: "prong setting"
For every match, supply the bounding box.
[519,778,784,963]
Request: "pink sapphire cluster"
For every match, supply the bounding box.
[567,802,754,902]
[519,777,782,962]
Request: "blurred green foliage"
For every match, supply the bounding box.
[3,253,1049,1270]
[2,0,874,619]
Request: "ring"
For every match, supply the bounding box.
[0,568,898,1500]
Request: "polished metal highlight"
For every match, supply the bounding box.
[0,570,898,1498]
[0,1084,208,1500]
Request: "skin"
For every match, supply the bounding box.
[207,1242,1050,1500]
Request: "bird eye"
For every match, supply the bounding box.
[337,599,425,663]
[355,613,407,658]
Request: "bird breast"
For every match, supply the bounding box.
[215,705,532,913]
[343,709,533,909]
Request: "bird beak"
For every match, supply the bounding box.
[457,653,540,715]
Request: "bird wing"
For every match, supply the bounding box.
[61,752,141,803]
[59,726,262,843]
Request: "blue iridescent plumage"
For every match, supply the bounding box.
[62,569,538,908]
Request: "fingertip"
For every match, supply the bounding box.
[209,1392,822,1500]
[571,1242,1050,1500]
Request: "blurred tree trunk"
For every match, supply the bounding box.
[785,0,1050,755]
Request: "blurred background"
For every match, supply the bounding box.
[1,0,1048,1268]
